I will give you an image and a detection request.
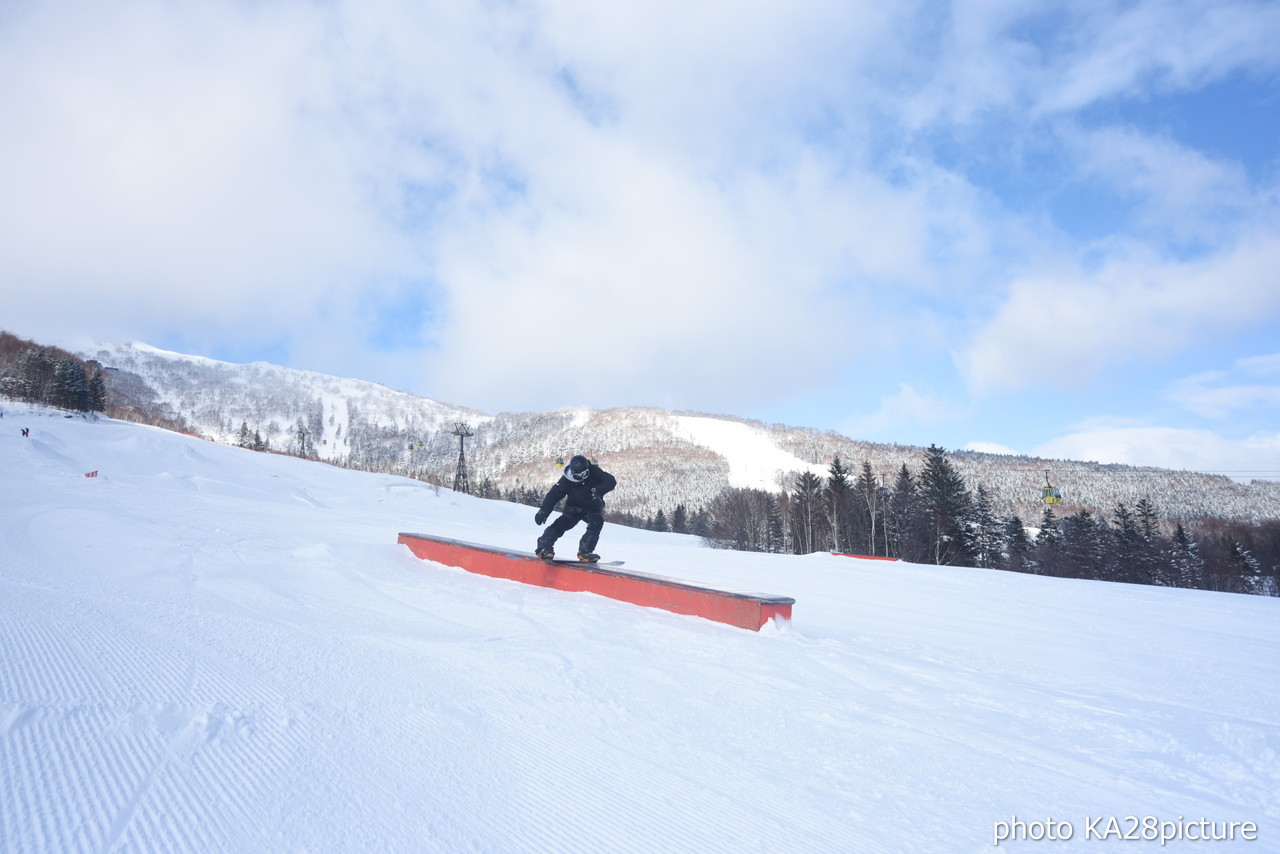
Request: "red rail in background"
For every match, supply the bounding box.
[832,552,901,561]
[398,533,794,631]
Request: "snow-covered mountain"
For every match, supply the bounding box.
[4,401,1277,852]
[81,341,1280,523]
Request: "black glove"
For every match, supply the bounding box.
[589,487,604,510]
[535,510,548,525]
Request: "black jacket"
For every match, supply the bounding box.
[539,464,617,515]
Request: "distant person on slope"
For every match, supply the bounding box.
[535,455,616,563]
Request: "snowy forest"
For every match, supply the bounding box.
[3,333,1276,597]
[0,332,108,415]
[687,448,1278,598]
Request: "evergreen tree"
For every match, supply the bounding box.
[1061,510,1106,580]
[766,494,786,554]
[791,471,825,554]
[853,460,881,556]
[1135,498,1161,542]
[1109,502,1144,583]
[1168,523,1204,588]
[308,397,325,450]
[970,485,1003,569]
[653,509,669,533]
[826,456,854,554]
[886,464,927,562]
[671,504,689,535]
[1003,515,1033,574]
[1090,512,1113,580]
[1133,498,1167,584]
[1228,542,1262,593]
[51,357,91,411]
[88,370,108,413]
[1034,507,1062,575]
[13,347,56,404]
[237,421,252,448]
[918,445,973,566]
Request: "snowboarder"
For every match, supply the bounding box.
[534,454,616,562]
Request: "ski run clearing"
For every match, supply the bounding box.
[2,406,1278,853]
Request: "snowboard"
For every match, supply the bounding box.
[543,556,625,567]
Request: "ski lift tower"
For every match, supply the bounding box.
[452,422,474,494]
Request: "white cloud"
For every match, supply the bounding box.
[1062,126,1254,244]
[962,232,1280,393]
[888,1,1280,130]
[840,384,964,441]
[1168,356,1280,419]
[1234,353,1280,376]
[535,0,899,158]
[1034,423,1280,481]
[0,0,966,413]
[0,1,405,330]
[893,0,1042,129]
[1036,0,1280,114]
[424,133,911,410]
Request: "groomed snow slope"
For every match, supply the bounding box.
[671,415,823,490]
[2,408,1278,853]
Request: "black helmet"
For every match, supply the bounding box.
[566,455,591,482]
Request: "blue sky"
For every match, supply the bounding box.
[3,0,1279,479]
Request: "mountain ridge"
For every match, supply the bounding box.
[77,340,1280,524]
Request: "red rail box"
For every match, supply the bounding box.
[398,533,793,631]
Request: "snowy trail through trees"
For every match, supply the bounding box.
[3,407,1278,852]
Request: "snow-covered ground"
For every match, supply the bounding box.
[3,405,1278,853]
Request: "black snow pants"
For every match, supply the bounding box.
[537,506,604,554]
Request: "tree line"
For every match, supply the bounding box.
[406,443,1279,597]
[637,445,1276,597]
